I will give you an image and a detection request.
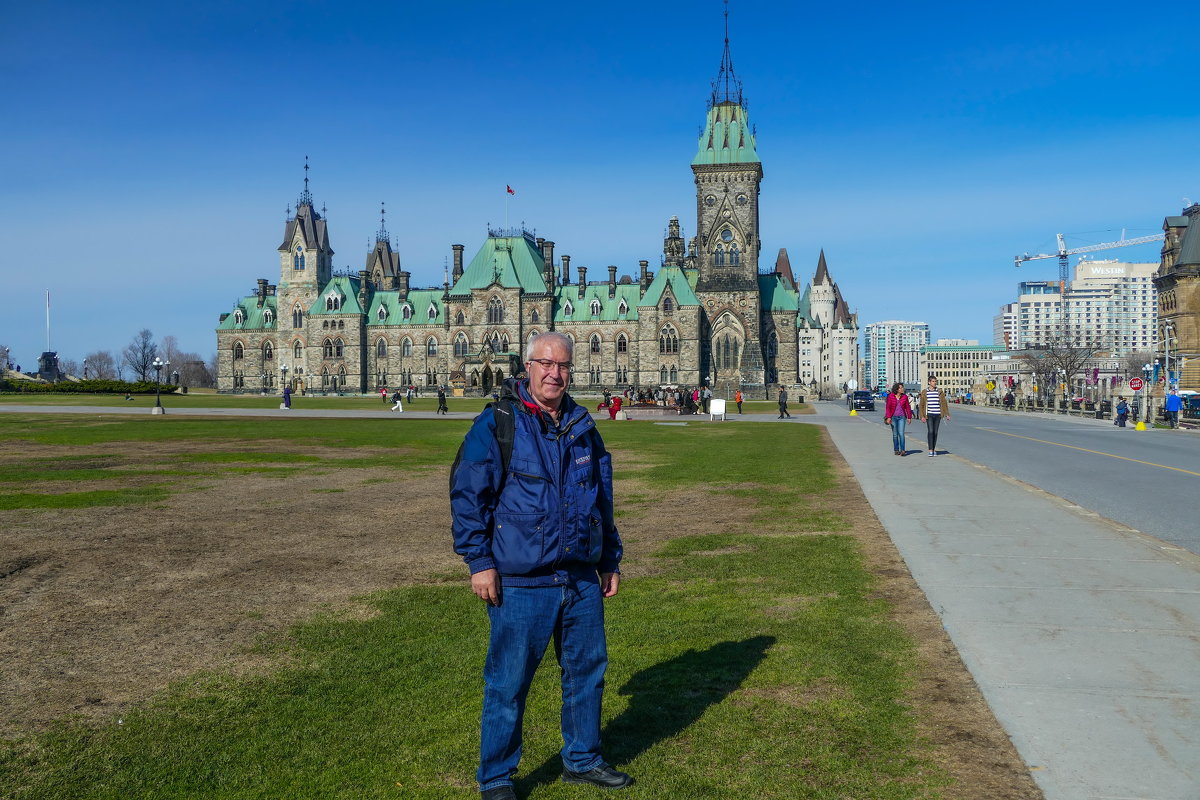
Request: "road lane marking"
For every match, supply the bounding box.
[974,427,1200,477]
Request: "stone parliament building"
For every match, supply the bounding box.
[216,39,859,398]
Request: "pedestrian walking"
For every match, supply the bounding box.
[437,386,449,414]
[884,382,913,455]
[702,386,712,413]
[735,389,743,414]
[450,332,630,799]
[282,385,291,409]
[777,385,791,418]
[918,375,950,456]
[407,385,415,404]
[390,390,404,412]
[1165,389,1183,428]
[1115,396,1129,427]
[380,386,388,405]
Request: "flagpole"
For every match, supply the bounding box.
[505,193,509,230]
[45,289,50,351]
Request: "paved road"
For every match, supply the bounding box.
[807,401,1200,800]
[842,402,1200,556]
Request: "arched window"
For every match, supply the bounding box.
[590,299,601,316]
[617,333,627,353]
[326,295,341,311]
[338,365,347,386]
[490,331,501,350]
[662,297,674,314]
[729,243,740,266]
[487,297,504,325]
[294,246,305,270]
[293,341,303,358]
[402,305,412,321]
[618,299,628,315]
[563,301,573,318]
[322,339,333,358]
[263,342,274,360]
[234,310,244,324]
[660,366,668,383]
[321,366,329,386]
[670,366,678,382]
[377,307,388,321]
[714,245,725,266]
[334,339,344,357]
[427,337,438,356]
[233,342,244,360]
[590,334,601,353]
[531,309,540,324]
[659,326,678,354]
[454,333,468,357]
[402,337,413,357]
[376,339,387,358]
[455,310,465,325]
[292,305,304,328]
[428,303,438,321]
[263,309,274,325]
[502,334,509,352]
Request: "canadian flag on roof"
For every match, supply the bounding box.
[506,185,515,195]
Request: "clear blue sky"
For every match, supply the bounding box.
[2,1,1194,368]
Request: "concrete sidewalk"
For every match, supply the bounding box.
[806,401,1200,800]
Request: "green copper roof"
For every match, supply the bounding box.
[310,276,365,316]
[366,288,446,326]
[796,285,816,328]
[450,234,549,295]
[552,283,643,324]
[638,266,701,307]
[692,101,759,165]
[758,273,799,312]
[217,295,278,330]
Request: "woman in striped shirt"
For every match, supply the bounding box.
[918,375,951,457]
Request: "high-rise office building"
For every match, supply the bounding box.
[863,321,930,391]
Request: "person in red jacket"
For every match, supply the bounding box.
[608,394,622,420]
[884,382,914,456]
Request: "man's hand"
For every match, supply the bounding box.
[471,568,502,606]
[600,571,620,598]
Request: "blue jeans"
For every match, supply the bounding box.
[478,576,607,790]
[890,415,907,453]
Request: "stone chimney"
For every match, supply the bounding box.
[542,240,555,270]
[451,244,465,282]
[358,270,370,309]
[607,265,617,298]
[398,271,410,299]
[256,278,268,307]
[639,261,650,291]
[561,254,571,285]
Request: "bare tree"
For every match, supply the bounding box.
[1121,350,1155,380]
[1015,323,1103,401]
[159,335,182,365]
[83,350,119,379]
[121,329,157,382]
[59,358,81,377]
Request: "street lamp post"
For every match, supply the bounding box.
[280,363,289,393]
[151,356,169,415]
[83,358,89,380]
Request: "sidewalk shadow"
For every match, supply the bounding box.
[517,636,774,792]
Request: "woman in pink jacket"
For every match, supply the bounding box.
[884,383,914,456]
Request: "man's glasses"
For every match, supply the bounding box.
[527,358,573,373]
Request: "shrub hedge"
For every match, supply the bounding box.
[0,378,179,394]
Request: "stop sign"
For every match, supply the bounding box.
[1129,377,1144,391]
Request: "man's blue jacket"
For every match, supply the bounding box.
[450,379,622,586]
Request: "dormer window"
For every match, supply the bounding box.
[294,246,305,270]
[234,309,244,324]
[662,297,674,314]
[590,299,601,316]
[618,299,628,315]
[378,306,388,321]
[263,309,274,325]
[563,301,573,318]
[402,305,412,321]
[428,303,438,321]
[325,294,341,311]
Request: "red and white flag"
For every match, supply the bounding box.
[506,185,515,195]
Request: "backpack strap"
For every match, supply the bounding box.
[490,398,517,475]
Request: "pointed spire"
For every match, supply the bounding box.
[814,249,830,283]
[710,0,743,108]
[375,202,389,244]
[297,155,313,208]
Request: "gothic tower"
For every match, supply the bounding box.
[277,163,334,384]
[691,13,765,392]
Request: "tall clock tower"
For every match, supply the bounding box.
[692,21,766,393]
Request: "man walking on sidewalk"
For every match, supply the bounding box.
[777,385,791,419]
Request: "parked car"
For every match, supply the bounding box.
[847,390,876,411]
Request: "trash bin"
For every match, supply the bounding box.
[796,395,805,404]
[1096,401,1108,420]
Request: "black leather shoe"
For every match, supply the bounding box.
[481,786,516,800]
[562,764,635,789]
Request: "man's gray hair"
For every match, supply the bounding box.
[525,331,574,362]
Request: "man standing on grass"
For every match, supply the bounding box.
[451,331,630,800]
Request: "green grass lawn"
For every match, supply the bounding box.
[0,417,948,799]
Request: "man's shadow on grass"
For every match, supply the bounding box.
[517,635,774,793]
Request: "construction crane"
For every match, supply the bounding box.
[1014,231,1164,285]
